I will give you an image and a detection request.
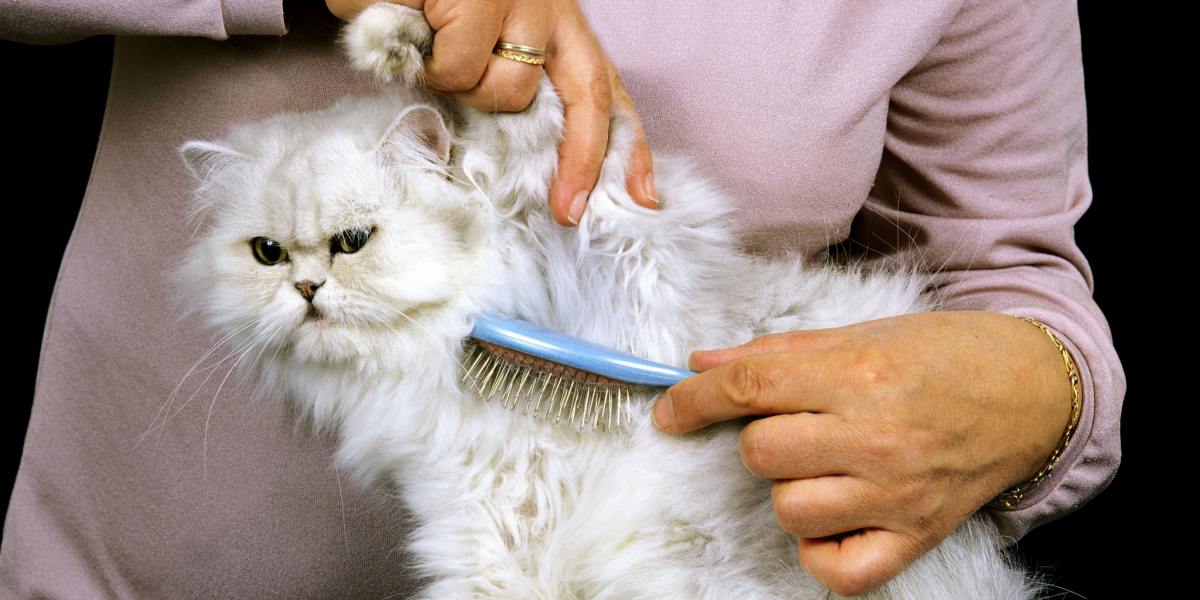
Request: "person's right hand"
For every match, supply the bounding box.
[327,0,659,226]
[651,311,1077,596]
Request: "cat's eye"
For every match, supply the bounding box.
[331,226,375,255]
[251,237,288,265]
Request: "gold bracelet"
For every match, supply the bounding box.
[987,315,1083,510]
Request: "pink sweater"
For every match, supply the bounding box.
[0,1,1123,597]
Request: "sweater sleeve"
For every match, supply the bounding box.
[841,0,1124,545]
[0,0,286,44]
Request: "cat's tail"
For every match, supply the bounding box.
[341,3,433,86]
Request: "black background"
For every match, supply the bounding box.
[0,5,1167,598]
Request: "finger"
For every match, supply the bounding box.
[610,71,657,208]
[797,528,925,598]
[455,0,551,112]
[654,352,836,434]
[739,413,856,479]
[544,25,612,226]
[422,1,510,92]
[689,330,839,372]
[548,81,609,226]
[455,56,544,112]
[771,476,885,539]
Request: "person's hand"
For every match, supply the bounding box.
[327,0,658,226]
[652,311,1075,597]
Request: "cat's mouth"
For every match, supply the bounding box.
[305,305,323,321]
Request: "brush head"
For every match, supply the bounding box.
[468,314,694,386]
[461,341,644,432]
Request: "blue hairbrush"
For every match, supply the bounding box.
[462,313,695,431]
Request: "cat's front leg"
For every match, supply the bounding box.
[397,457,561,600]
[401,510,561,600]
[342,3,433,86]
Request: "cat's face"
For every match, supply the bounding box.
[177,102,485,371]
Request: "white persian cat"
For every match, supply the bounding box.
[175,5,1041,599]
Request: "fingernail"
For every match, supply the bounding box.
[642,172,659,206]
[567,191,588,225]
[652,391,675,431]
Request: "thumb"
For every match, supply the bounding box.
[797,528,923,598]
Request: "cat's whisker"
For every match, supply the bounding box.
[135,320,257,451]
[161,352,243,425]
[266,323,290,366]
[202,359,242,480]
[147,323,267,450]
[202,321,284,480]
[199,321,279,401]
[331,464,352,556]
[237,318,288,389]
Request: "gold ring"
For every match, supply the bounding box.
[493,41,546,66]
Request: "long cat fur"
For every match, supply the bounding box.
[174,4,1043,598]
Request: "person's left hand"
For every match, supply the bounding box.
[651,310,1075,597]
[327,0,658,227]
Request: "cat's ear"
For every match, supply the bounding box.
[179,140,244,181]
[379,105,452,166]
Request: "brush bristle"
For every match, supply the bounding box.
[460,342,640,432]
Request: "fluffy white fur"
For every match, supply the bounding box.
[174,4,1044,598]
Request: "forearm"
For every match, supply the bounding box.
[932,272,1122,543]
[843,0,1124,543]
[0,0,286,44]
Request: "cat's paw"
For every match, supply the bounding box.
[342,3,433,86]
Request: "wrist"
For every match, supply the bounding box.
[988,315,1082,510]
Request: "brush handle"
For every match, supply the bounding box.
[470,313,696,387]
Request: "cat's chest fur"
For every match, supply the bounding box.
[283,341,798,598]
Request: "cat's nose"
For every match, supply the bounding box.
[295,280,324,302]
